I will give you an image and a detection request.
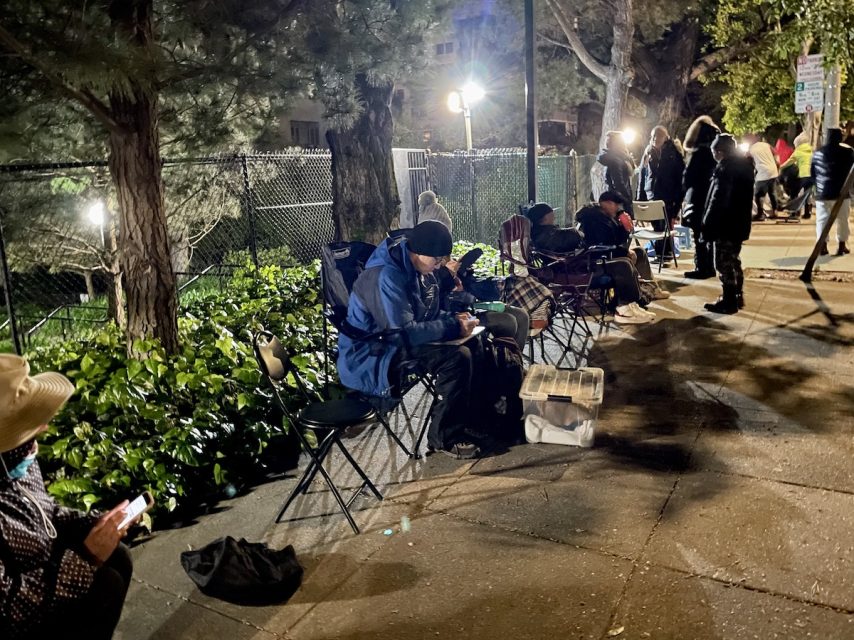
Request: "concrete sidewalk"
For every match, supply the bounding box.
[116,237,854,639]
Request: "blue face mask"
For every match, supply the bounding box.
[2,451,37,480]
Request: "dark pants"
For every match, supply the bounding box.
[691,227,715,274]
[396,341,479,451]
[652,199,679,257]
[799,177,814,216]
[592,257,641,306]
[754,178,779,213]
[713,239,743,288]
[42,544,133,640]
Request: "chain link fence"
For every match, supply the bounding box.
[0,149,595,350]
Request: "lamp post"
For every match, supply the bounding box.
[86,200,106,248]
[447,82,485,151]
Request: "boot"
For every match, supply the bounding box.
[736,274,745,309]
[704,285,739,314]
[836,242,850,256]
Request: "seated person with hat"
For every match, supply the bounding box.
[338,220,485,459]
[0,354,137,640]
[525,199,656,324]
[576,191,669,300]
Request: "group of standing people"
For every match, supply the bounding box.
[597,118,854,315]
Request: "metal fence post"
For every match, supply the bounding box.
[470,151,480,243]
[0,213,22,355]
[240,154,259,268]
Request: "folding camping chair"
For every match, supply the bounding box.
[631,200,676,272]
[320,241,439,458]
[499,215,607,364]
[253,331,382,534]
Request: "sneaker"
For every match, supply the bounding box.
[440,441,482,460]
[651,287,671,300]
[629,302,656,319]
[614,304,651,324]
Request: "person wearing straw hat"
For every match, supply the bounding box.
[0,354,135,639]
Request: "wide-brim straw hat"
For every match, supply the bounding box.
[0,354,74,453]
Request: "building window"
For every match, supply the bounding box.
[435,42,454,55]
[290,120,320,147]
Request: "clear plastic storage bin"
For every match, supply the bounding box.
[519,365,605,447]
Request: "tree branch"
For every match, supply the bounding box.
[543,0,609,82]
[0,23,125,135]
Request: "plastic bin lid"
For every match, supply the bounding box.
[519,364,605,404]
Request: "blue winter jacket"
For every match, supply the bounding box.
[337,238,461,397]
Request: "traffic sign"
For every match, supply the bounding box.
[795,54,824,114]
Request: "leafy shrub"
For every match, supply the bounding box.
[452,241,502,278]
[29,262,325,523]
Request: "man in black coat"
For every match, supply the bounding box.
[701,134,755,314]
[811,128,854,256]
[597,131,635,216]
[681,116,720,278]
[638,126,685,258]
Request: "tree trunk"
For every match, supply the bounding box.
[107,91,178,354]
[327,74,400,244]
[643,18,700,132]
[84,272,96,300]
[107,0,178,355]
[592,0,634,196]
[105,268,125,329]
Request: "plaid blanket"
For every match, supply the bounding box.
[502,275,555,321]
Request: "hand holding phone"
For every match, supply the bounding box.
[117,491,154,530]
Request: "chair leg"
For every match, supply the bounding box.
[412,392,438,458]
[274,431,337,523]
[377,413,413,457]
[335,438,383,502]
[311,452,361,534]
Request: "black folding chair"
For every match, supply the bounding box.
[253,330,382,534]
[320,241,439,458]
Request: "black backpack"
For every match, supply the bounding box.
[477,336,525,444]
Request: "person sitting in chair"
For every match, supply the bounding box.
[338,221,484,460]
[0,355,137,640]
[576,192,670,301]
[525,201,654,324]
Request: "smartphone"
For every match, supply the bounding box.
[117,491,154,529]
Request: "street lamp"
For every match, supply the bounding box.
[86,200,106,247]
[447,82,485,151]
[620,128,637,146]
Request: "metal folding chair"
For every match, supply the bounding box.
[631,200,676,272]
[320,241,439,458]
[253,330,382,534]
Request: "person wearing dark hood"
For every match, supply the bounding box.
[597,131,635,216]
[810,128,854,256]
[0,355,137,640]
[681,115,721,279]
[637,126,685,259]
[338,221,484,460]
[701,134,755,314]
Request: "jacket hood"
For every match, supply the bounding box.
[575,204,601,224]
[684,116,720,151]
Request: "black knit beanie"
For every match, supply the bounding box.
[406,220,453,257]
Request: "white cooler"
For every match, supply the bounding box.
[520,365,605,447]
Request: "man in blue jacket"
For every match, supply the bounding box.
[338,221,482,459]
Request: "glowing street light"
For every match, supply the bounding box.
[620,128,637,146]
[447,81,485,151]
[86,200,106,247]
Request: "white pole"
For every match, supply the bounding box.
[822,63,842,140]
[463,107,473,152]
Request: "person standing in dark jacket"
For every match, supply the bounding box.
[810,128,854,256]
[681,116,720,279]
[597,131,635,215]
[637,126,685,258]
[701,134,755,314]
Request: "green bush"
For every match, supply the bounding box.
[29,262,326,523]
[452,241,502,278]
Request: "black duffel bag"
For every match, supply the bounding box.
[180,536,303,605]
